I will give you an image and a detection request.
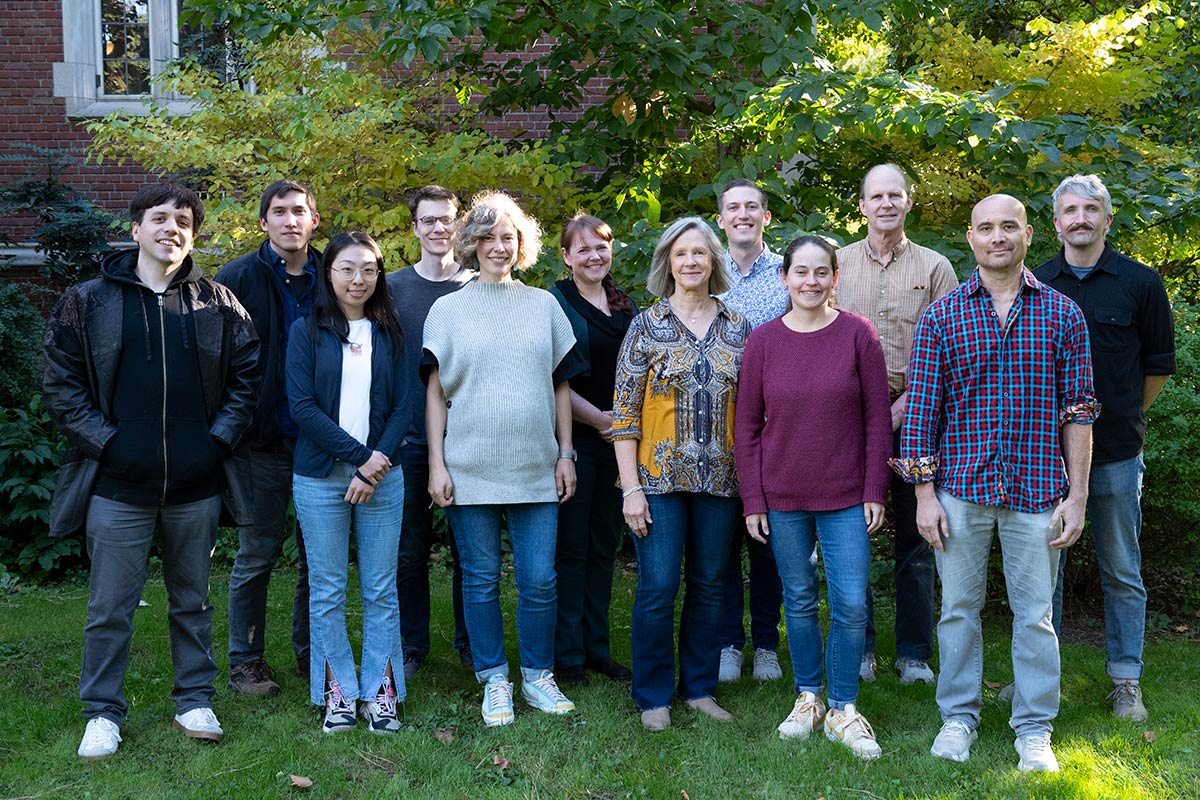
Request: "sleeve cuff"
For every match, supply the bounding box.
[889,455,937,484]
[741,497,767,516]
[1059,399,1101,426]
[610,426,641,441]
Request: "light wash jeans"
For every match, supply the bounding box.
[293,462,405,707]
[768,506,870,709]
[935,490,1060,737]
[1052,453,1146,680]
[445,502,559,683]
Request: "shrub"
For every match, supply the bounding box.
[0,280,44,408]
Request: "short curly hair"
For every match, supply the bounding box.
[454,191,543,272]
[646,216,728,298]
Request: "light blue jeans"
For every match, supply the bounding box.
[445,503,559,683]
[768,506,870,710]
[935,490,1060,737]
[293,462,405,707]
[1052,453,1146,680]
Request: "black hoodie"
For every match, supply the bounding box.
[92,249,223,505]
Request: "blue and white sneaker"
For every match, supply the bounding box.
[360,675,402,734]
[481,674,515,727]
[521,669,575,715]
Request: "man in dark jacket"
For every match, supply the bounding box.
[215,180,322,695]
[44,183,259,759]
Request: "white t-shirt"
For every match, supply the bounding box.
[338,318,373,446]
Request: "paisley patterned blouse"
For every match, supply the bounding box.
[611,298,750,497]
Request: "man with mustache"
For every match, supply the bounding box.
[894,194,1098,772]
[1031,174,1175,724]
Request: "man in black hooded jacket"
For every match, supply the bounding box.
[43,182,259,759]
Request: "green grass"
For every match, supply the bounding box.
[0,562,1196,800]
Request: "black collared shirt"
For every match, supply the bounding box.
[1034,241,1176,463]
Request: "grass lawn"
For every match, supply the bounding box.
[0,559,1196,800]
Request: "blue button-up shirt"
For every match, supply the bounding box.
[892,268,1100,513]
[719,247,787,330]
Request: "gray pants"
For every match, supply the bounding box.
[81,494,221,725]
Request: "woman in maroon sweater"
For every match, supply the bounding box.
[734,235,891,760]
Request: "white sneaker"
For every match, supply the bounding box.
[752,648,783,681]
[173,707,223,742]
[859,652,877,683]
[824,703,883,760]
[1015,731,1059,772]
[777,691,826,739]
[897,657,936,686]
[77,717,121,759]
[481,674,515,727]
[930,719,976,762]
[718,647,743,682]
[521,669,575,714]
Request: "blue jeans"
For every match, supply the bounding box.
[445,503,559,682]
[719,515,782,652]
[935,490,1059,737]
[1053,453,1146,680]
[395,444,469,660]
[227,443,310,666]
[864,426,935,661]
[630,492,738,711]
[293,462,405,706]
[768,506,870,709]
[81,494,221,725]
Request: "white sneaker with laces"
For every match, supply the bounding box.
[752,648,783,681]
[78,717,121,759]
[824,703,882,760]
[777,691,826,739]
[859,652,877,683]
[897,656,936,686]
[1015,731,1059,772]
[521,669,575,714]
[360,675,402,734]
[481,674,515,727]
[930,719,977,762]
[172,707,223,742]
[718,646,743,683]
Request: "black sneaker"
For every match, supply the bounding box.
[402,653,425,680]
[586,656,632,681]
[228,659,281,696]
[322,680,356,734]
[556,664,590,687]
[458,645,474,670]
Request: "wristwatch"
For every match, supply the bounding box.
[558,450,578,462]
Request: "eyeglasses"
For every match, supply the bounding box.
[417,215,456,228]
[333,266,379,281]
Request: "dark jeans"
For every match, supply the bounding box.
[81,494,221,725]
[554,436,625,668]
[719,503,782,652]
[395,444,469,659]
[864,427,935,661]
[631,492,738,710]
[227,444,310,666]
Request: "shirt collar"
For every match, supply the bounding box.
[1044,239,1121,278]
[865,235,909,266]
[964,266,1041,296]
[724,246,776,278]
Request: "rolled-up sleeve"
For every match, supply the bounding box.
[890,307,943,484]
[1057,303,1101,426]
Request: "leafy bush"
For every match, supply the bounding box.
[0,279,45,408]
[0,396,81,581]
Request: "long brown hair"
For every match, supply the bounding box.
[561,213,634,316]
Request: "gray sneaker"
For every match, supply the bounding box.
[1108,681,1148,723]
[897,657,936,686]
[718,647,743,683]
[752,648,783,681]
[859,652,877,683]
[930,719,976,762]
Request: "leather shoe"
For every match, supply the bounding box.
[586,656,632,680]
[555,664,590,687]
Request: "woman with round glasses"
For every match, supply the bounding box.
[288,231,409,735]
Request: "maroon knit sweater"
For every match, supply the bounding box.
[734,312,892,515]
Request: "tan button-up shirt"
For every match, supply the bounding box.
[836,237,958,396]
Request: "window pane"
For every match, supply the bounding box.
[100,0,150,95]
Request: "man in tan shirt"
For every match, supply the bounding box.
[836,163,959,686]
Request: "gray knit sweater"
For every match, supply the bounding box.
[423,280,577,504]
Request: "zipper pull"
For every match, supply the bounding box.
[158,293,165,307]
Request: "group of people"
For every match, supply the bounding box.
[43,166,1174,774]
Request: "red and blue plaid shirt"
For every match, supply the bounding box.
[891,267,1099,513]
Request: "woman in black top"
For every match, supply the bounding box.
[549,213,638,686]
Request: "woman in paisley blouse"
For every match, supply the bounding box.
[612,216,751,732]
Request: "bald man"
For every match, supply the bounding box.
[891,194,1098,772]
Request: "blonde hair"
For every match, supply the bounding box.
[646,216,728,298]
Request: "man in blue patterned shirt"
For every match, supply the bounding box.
[893,194,1098,773]
[713,178,786,683]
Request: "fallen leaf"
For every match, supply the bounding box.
[493,753,510,770]
[983,679,1002,689]
[290,775,313,788]
[1143,730,1157,742]
[1173,625,1189,633]
[433,726,455,744]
